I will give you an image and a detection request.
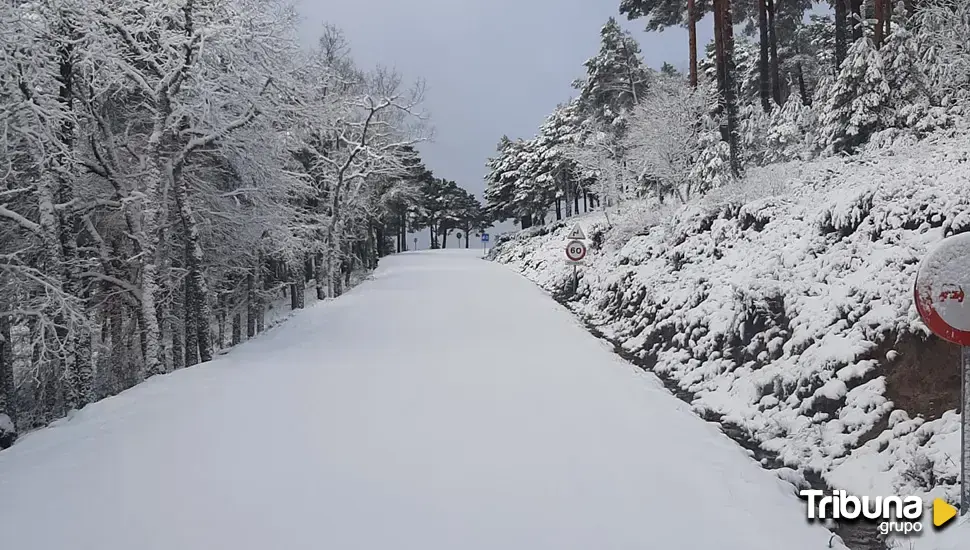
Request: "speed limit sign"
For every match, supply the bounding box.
[565,239,587,263]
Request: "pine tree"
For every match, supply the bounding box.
[573,17,653,131]
[534,100,585,219]
[661,62,682,77]
[619,0,708,86]
[764,95,815,162]
[484,137,521,223]
[880,25,931,129]
[817,37,890,153]
[689,117,735,197]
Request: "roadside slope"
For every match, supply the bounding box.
[489,133,970,549]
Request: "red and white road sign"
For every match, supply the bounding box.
[565,239,587,262]
[915,233,970,346]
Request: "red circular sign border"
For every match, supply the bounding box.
[565,240,587,262]
[914,272,970,346]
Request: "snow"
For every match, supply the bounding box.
[489,130,970,550]
[0,249,843,550]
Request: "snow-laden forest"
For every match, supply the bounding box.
[483,0,963,224]
[484,0,970,547]
[0,0,486,447]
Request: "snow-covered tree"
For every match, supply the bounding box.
[913,0,970,105]
[573,17,654,131]
[688,116,736,196]
[0,1,435,436]
[764,93,817,162]
[622,75,708,201]
[817,37,891,153]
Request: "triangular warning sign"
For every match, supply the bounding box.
[567,224,586,240]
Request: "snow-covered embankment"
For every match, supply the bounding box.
[489,133,970,549]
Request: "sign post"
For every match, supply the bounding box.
[565,224,588,293]
[914,232,970,515]
[481,232,490,254]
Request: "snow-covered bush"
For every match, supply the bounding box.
[0,413,15,449]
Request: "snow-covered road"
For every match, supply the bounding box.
[0,249,845,550]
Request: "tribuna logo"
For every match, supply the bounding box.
[800,489,924,535]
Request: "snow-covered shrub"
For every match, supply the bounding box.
[0,413,16,449]
[818,185,876,237]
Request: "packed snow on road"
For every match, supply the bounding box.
[0,250,850,550]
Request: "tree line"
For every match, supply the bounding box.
[0,0,481,447]
[485,0,961,224]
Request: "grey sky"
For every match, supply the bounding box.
[293,0,714,246]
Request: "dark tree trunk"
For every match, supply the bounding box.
[231,310,241,346]
[0,316,14,427]
[835,0,848,69]
[521,214,533,229]
[573,189,580,214]
[184,276,199,367]
[796,62,810,105]
[247,273,257,338]
[584,192,588,212]
[171,310,184,371]
[688,0,698,87]
[850,0,863,40]
[556,198,562,220]
[874,0,884,46]
[290,258,305,310]
[216,295,226,351]
[714,0,743,176]
[766,0,782,105]
[758,0,771,111]
[315,252,326,300]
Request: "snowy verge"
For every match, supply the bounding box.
[489,132,970,550]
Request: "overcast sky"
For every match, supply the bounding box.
[292,0,714,246]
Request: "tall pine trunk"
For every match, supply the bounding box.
[835,0,849,68]
[758,0,771,111]
[688,0,698,87]
[796,63,811,105]
[714,0,743,176]
[766,0,782,104]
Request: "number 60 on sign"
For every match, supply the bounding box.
[565,240,586,263]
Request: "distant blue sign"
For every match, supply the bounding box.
[481,233,490,242]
